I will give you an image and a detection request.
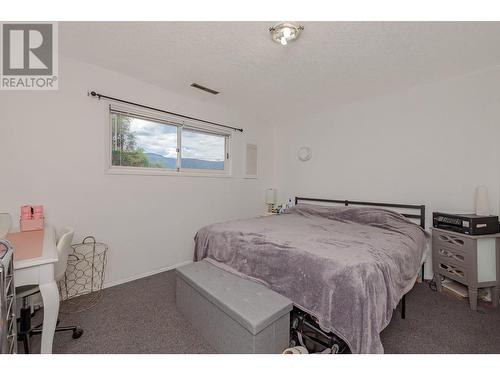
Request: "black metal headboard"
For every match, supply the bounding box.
[295,197,426,229]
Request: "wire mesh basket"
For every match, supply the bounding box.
[59,236,108,314]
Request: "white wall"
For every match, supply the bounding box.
[3,55,499,285]
[0,57,274,287]
[274,66,500,277]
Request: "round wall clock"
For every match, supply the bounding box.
[297,146,312,162]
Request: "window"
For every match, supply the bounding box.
[181,129,226,171]
[109,107,230,175]
[111,113,178,170]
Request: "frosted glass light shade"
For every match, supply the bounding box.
[265,188,276,205]
[269,23,304,45]
[475,186,490,216]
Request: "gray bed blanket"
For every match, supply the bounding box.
[194,204,429,353]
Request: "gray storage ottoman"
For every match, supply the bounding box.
[176,260,293,353]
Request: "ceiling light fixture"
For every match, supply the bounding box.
[269,22,304,46]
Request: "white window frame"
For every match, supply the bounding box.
[105,105,232,177]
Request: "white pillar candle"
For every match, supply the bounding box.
[475,186,490,216]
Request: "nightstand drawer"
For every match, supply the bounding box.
[436,258,468,284]
[433,231,474,253]
[434,245,469,266]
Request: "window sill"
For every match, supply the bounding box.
[105,167,232,178]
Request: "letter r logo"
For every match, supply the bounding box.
[2,24,53,75]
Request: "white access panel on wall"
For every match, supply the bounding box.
[245,143,258,178]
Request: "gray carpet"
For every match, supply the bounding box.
[22,271,500,354]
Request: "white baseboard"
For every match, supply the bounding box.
[103,260,193,289]
[26,260,194,310]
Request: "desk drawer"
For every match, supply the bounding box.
[1,240,17,354]
[433,231,474,253]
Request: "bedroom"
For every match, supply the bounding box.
[1,0,499,372]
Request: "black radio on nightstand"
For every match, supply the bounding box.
[433,212,500,235]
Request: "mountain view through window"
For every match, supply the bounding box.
[111,112,227,172]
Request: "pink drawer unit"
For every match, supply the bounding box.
[20,218,44,232]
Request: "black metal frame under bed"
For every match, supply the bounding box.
[291,197,426,353]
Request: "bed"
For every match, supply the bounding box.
[194,197,429,353]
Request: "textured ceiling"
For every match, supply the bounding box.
[60,22,500,120]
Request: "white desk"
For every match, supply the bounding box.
[13,225,59,354]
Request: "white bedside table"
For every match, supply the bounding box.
[432,227,500,310]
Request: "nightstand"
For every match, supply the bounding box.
[432,228,500,310]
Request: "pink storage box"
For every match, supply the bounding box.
[20,218,44,232]
[21,205,32,220]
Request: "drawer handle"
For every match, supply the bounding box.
[6,295,14,317]
[438,235,465,247]
[5,275,13,292]
[8,314,16,333]
[439,248,465,262]
[7,334,16,353]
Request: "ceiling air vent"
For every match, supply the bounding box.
[190,83,220,95]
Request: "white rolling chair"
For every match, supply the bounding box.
[16,227,83,354]
[0,213,12,238]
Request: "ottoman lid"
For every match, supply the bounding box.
[176,260,293,335]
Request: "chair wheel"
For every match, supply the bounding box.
[72,328,83,339]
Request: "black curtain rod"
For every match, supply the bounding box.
[88,91,243,133]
